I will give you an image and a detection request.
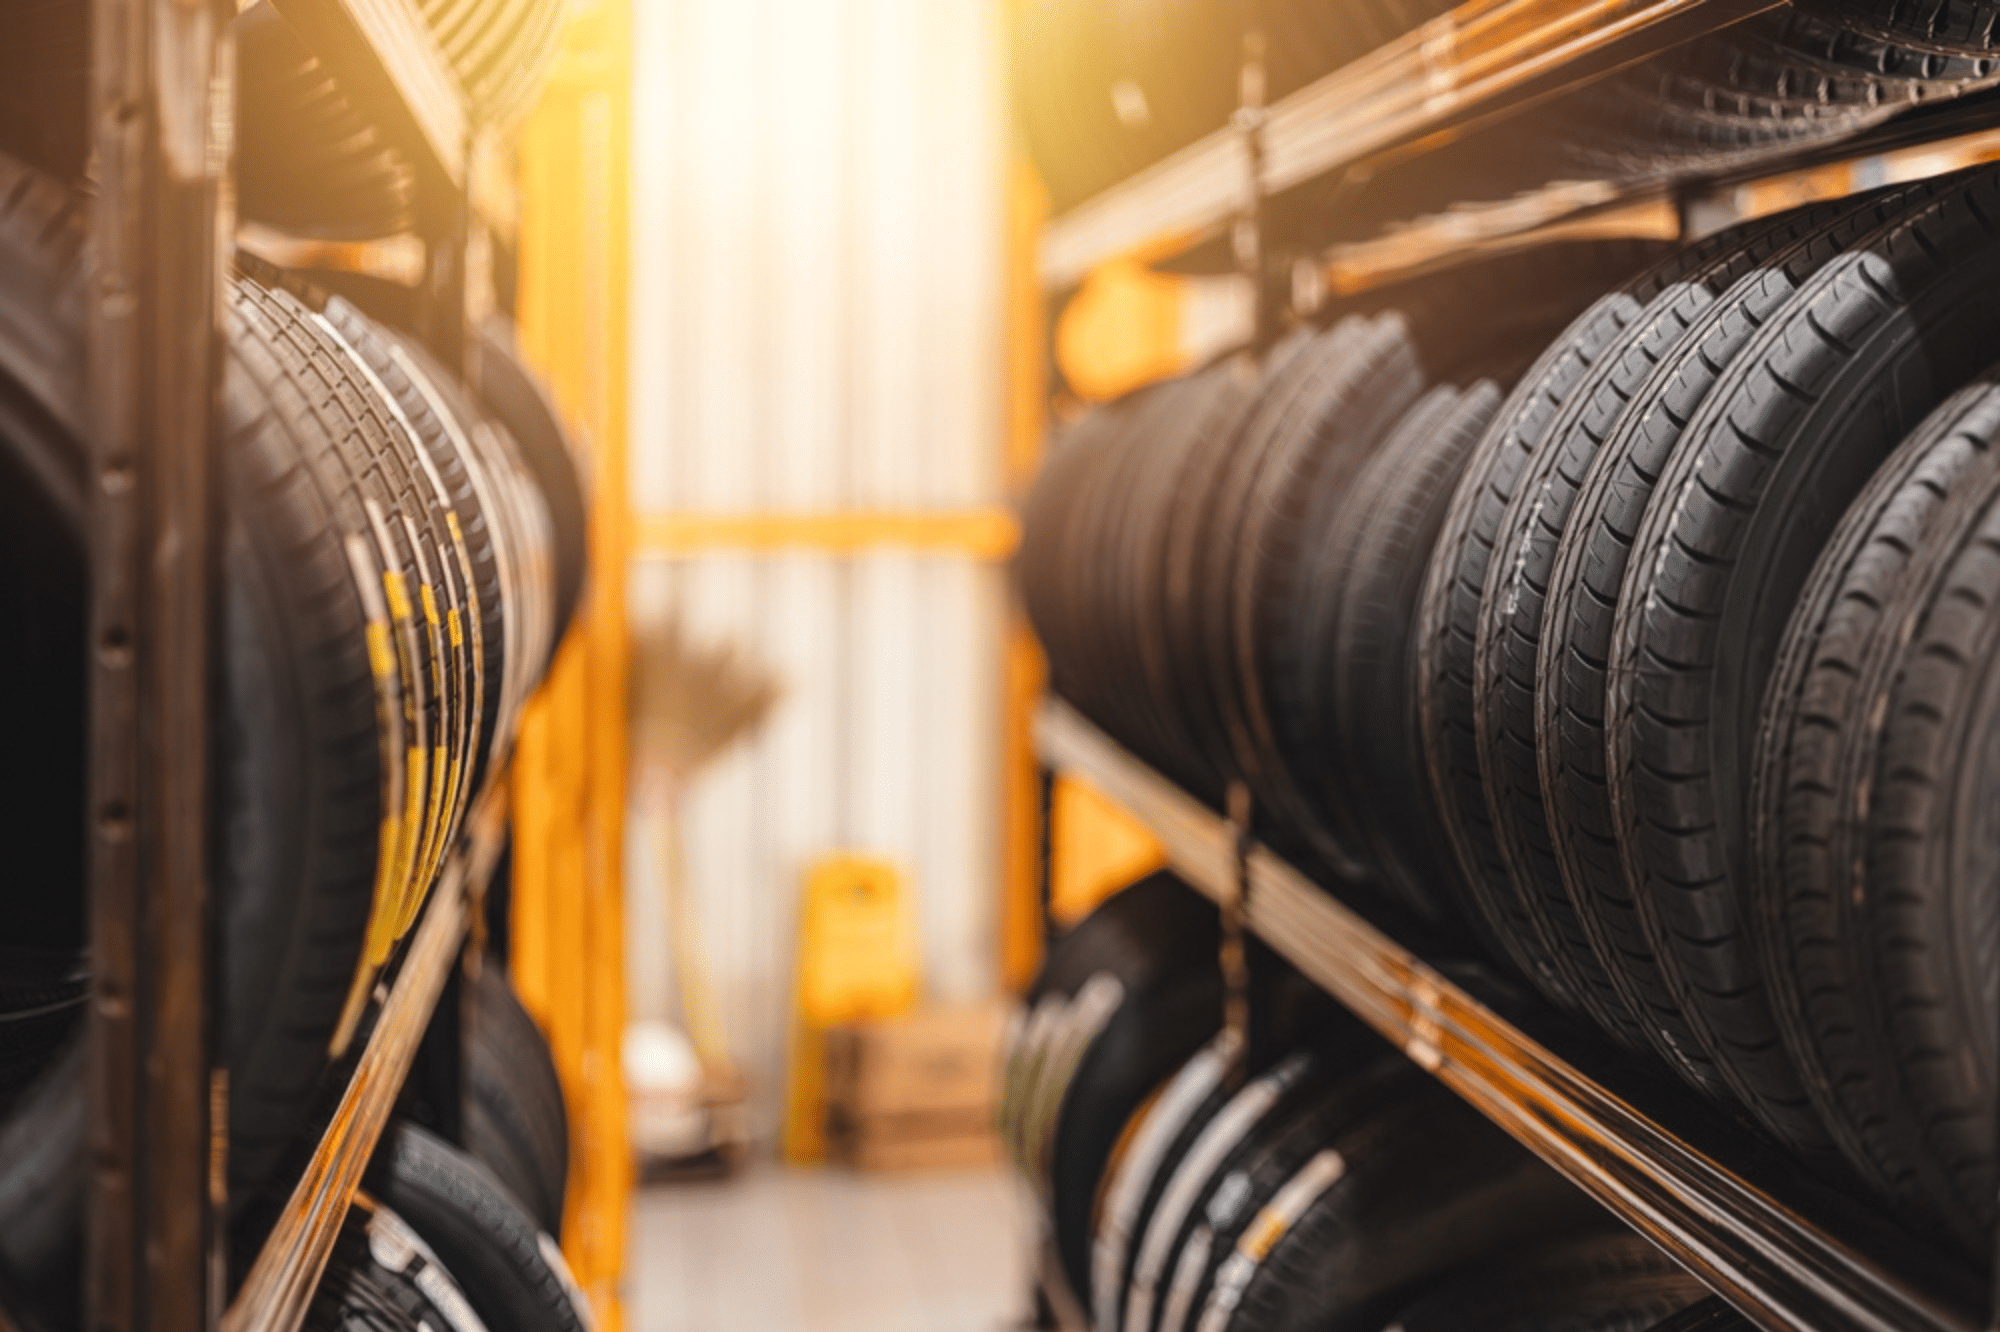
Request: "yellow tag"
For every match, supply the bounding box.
[420,582,441,628]
[382,570,413,621]
[365,622,395,680]
[447,607,464,648]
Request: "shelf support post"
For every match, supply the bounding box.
[85,0,234,1326]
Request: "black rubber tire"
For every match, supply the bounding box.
[236,2,420,239]
[1000,870,1222,1309]
[1796,0,2000,58]
[1749,373,2000,1253]
[1384,1228,1709,1332]
[1121,1052,1330,1332]
[1535,180,1941,1105]
[1296,383,1500,921]
[1555,8,1998,178]
[465,961,570,1237]
[306,1197,491,1332]
[1605,162,2000,1153]
[1469,200,1859,1056]
[1141,1059,1411,1332]
[1225,317,1425,873]
[473,319,590,650]
[1415,223,1780,1009]
[1191,1079,1596,1332]
[316,296,509,799]
[367,1123,591,1332]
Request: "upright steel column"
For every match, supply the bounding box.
[86,0,234,1327]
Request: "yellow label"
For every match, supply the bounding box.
[420,582,441,627]
[448,607,464,648]
[366,622,395,680]
[382,569,413,621]
[366,814,403,966]
[1240,1210,1287,1262]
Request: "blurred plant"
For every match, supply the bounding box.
[628,614,780,1140]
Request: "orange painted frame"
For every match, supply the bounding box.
[509,0,633,1326]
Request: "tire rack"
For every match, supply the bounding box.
[79,0,507,1328]
[1027,4,2000,1329]
[1035,700,1988,1332]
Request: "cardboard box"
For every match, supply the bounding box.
[823,1001,1004,1171]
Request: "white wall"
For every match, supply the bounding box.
[627,0,1006,1143]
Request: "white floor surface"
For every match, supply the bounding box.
[627,1163,1034,1332]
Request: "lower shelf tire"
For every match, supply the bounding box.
[1534,179,1941,1112]
[995,871,1223,1310]
[1187,1075,1596,1332]
[306,1196,491,1332]
[1750,373,2000,1253]
[1382,1228,1710,1332]
[367,1123,592,1332]
[1121,1052,1331,1332]
[1141,1058,1409,1332]
[1604,162,2000,1154]
[465,961,571,1238]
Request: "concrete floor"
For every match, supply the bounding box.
[627,1164,1033,1332]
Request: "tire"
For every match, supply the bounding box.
[1295,383,1500,921]
[236,2,420,240]
[306,1196,491,1332]
[1749,373,2000,1253]
[1415,223,1780,1009]
[1223,317,1425,873]
[368,1123,592,1332]
[1122,1053,1328,1332]
[315,297,509,800]
[1535,180,1941,1106]
[473,319,590,650]
[1145,1061,1411,1332]
[465,961,570,1237]
[1384,1228,1709,1332]
[1189,1079,1595,1332]
[1605,162,2000,1154]
[1001,870,1222,1309]
[1796,0,2000,58]
[1469,199,1859,1055]
[1093,1039,1243,1332]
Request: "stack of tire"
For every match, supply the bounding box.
[1021,160,2000,1262]
[1000,871,1715,1332]
[0,127,588,1332]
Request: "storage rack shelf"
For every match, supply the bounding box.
[72,0,526,1323]
[1035,0,1778,287]
[1033,698,1993,1332]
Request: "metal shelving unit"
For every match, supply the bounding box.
[77,0,515,1325]
[1034,700,1992,1332]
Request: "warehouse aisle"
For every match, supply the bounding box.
[628,1165,1031,1332]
